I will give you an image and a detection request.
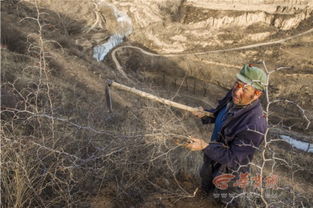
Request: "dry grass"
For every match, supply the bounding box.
[1,1,312,208]
[1,2,204,207]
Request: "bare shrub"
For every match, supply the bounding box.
[1,3,201,207]
[1,1,312,208]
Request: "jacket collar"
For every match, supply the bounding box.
[221,99,261,130]
[229,99,261,117]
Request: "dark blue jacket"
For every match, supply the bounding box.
[201,90,267,176]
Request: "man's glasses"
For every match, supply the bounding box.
[234,81,250,90]
[234,81,262,95]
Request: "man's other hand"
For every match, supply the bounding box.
[192,107,207,118]
[184,137,208,151]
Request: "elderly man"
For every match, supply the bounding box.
[185,64,267,205]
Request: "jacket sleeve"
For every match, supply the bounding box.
[202,130,263,168]
[201,108,216,124]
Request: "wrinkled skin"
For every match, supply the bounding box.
[232,81,262,106]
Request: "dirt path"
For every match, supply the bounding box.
[111,27,313,73]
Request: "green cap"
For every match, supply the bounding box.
[236,64,267,91]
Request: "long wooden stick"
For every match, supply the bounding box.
[107,80,214,117]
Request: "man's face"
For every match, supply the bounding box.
[232,81,261,106]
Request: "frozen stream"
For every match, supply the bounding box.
[93,1,132,61]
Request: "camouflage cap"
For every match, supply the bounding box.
[236,64,267,91]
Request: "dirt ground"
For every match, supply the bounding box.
[1,1,313,208]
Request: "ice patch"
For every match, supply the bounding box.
[93,35,124,62]
[280,135,313,153]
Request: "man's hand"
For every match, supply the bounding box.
[192,107,207,118]
[184,137,208,151]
